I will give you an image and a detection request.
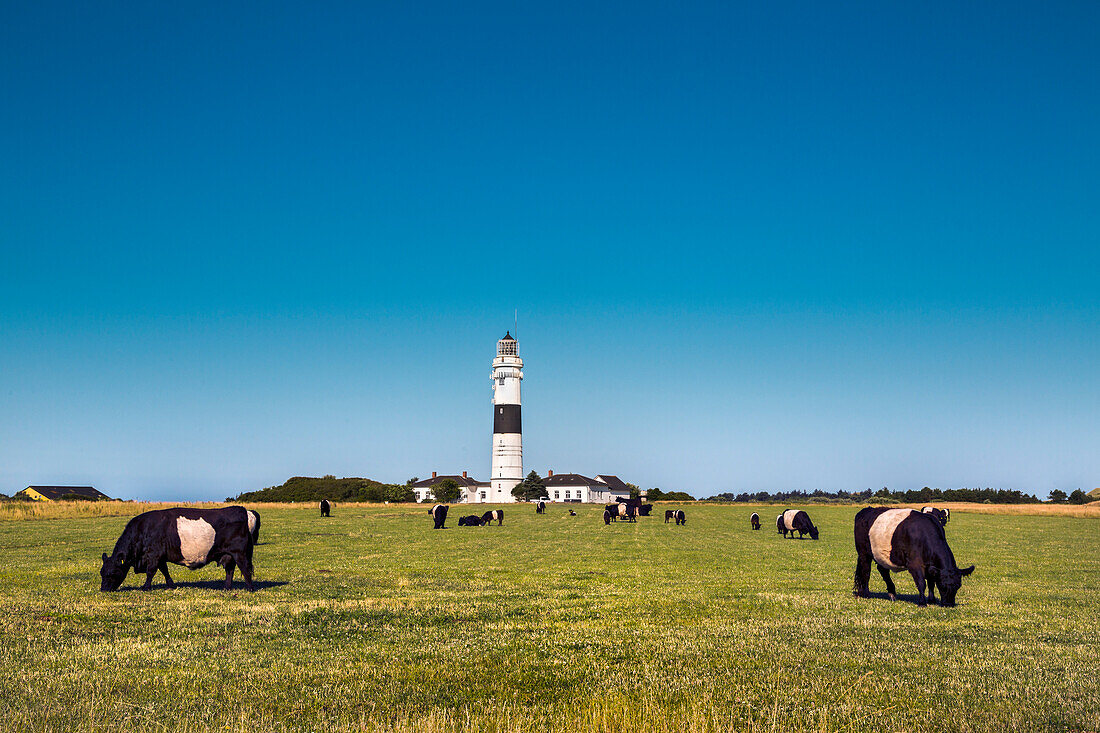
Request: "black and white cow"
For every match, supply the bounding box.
[604,509,612,525]
[672,509,686,525]
[854,507,974,606]
[921,506,949,527]
[776,514,784,534]
[606,504,621,521]
[536,500,546,514]
[320,499,331,517]
[568,509,577,516]
[779,509,819,539]
[429,504,448,529]
[750,512,760,530]
[247,509,261,543]
[100,506,255,592]
[481,509,504,526]
[457,515,485,526]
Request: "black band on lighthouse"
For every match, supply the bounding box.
[493,404,522,434]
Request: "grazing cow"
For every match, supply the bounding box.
[536,500,546,514]
[615,498,643,521]
[605,504,620,521]
[665,509,676,523]
[320,499,331,517]
[457,515,485,526]
[481,509,504,526]
[429,504,448,529]
[100,506,255,592]
[750,512,760,530]
[247,510,261,543]
[854,507,974,606]
[776,514,784,534]
[921,506,949,527]
[603,509,612,525]
[779,509,819,539]
[672,509,686,525]
[638,503,653,517]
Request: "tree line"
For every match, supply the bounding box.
[704,486,1095,504]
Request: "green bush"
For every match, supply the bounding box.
[232,476,414,503]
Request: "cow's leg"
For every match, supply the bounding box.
[910,567,927,607]
[878,565,897,601]
[927,576,938,605]
[220,556,236,590]
[159,560,175,589]
[141,568,157,591]
[853,552,872,597]
[236,553,255,592]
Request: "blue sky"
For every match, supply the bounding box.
[2,2,1097,500]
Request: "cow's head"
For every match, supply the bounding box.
[100,552,128,591]
[936,564,975,606]
[809,525,819,540]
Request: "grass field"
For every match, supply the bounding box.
[0,502,1097,732]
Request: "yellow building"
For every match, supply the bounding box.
[15,486,111,501]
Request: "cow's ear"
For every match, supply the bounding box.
[102,553,108,562]
[959,565,975,576]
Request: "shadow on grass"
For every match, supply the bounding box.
[858,590,955,607]
[112,580,289,593]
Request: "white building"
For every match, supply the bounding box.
[542,471,634,503]
[408,472,490,504]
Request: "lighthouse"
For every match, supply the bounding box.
[490,331,523,501]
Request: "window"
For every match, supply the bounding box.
[565,490,571,499]
[480,491,486,500]
[554,491,559,499]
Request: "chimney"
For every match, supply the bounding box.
[548,469,553,477]
[462,471,467,479]
[431,471,437,479]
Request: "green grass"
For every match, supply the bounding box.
[0,503,1097,732]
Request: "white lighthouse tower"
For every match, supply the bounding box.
[490,331,523,502]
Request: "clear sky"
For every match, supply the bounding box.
[2,2,1098,501]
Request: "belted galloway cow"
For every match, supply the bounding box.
[778,509,819,539]
[457,515,485,526]
[672,509,686,525]
[481,509,504,526]
[100,506,255,592]
[536,500,546,514]
[854,507,974,606]
[320,499,331,517]
[921,506,949,527]
[603,509,612,525]
[750,512,760,530]
[429,504,448,529]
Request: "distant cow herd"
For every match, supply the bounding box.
[98,499,972,606]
